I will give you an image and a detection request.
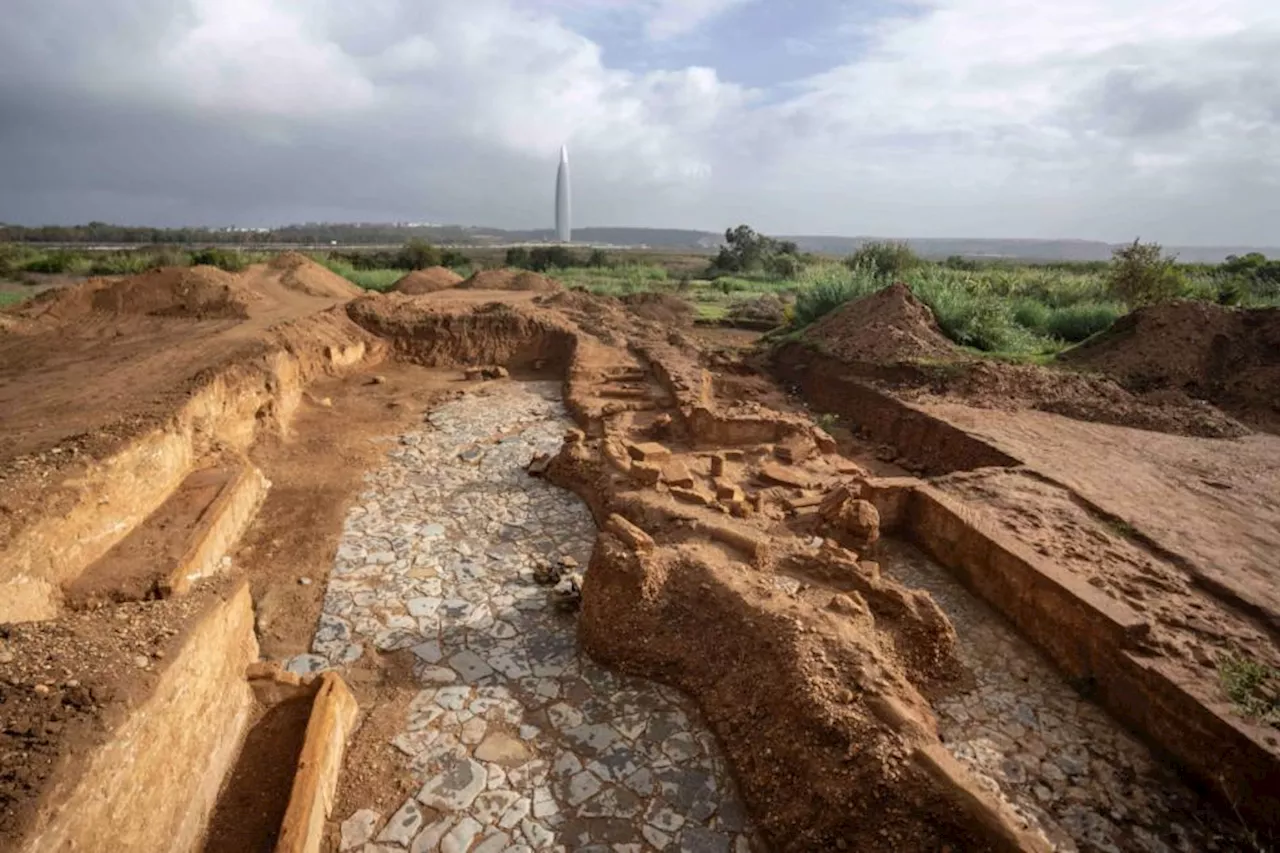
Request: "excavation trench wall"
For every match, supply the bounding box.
[0,311,382,623]
[346,299,577,371]
[772,343,1018,473]
[869,480,1280,834]
[15,582,259,853]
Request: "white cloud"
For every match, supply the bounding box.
[642,0,756,39]
[0,0,1277,243]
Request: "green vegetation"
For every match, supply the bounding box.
[1218,652,1280,727]
[4,229,1279,363]
[313,257,404,291]
[1106,239,1185,307]
[708,225,806,277]
[844,240,922,278]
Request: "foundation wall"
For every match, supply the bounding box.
[771,344,1018,474]
[16,581,259,853]
[899,485,1280,833]
[0,338,363,624]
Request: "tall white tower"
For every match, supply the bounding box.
[555,145,571,243]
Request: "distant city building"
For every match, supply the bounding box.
[555,145,571,243]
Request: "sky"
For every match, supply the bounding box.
[1,0,1278,244]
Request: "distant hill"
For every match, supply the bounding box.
[3,222,1274,263]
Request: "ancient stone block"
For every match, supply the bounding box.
[660,460,695,489]
[626,441,671,463]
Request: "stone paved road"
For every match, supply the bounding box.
[883,541,1247,853]
[295,382,755,853]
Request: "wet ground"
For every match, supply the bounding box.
[293,382,755,852]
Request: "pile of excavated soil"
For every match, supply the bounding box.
[9,266,257,324]
[266,252,363,299]
[458,268,561,293]
[725,293,787,329]
[901,361,1248,439]
[619,291,694,326]
[804,282,958,363]
[390,266,463,295]
[1061,301,1280,426]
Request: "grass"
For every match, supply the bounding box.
[0,290,29,308]
[1218,652,1280,727]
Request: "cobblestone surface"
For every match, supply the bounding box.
[300,382,755,853]
[882,541,1247,853]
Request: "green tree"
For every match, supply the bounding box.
[587,248,611,268]
[1107,239,1185,307]
[397,239,441,270]
[844,241,921,278]
[710,225,803,276]
[505,247,532,268]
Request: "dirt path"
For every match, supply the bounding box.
[297,382,755,852]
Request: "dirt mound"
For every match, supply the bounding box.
[804,282,958,363]
[11,266,257,324]
[390,266,463,295]
[458,268,561,293]
[1061,301,1280,427]
[266,252,363,299]
[920,361,1249,438]
[619,291,693,325]
[725,293,786,329]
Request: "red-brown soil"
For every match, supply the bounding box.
[0,580,232,843]
[457,268,562,292]
[923,403,1280,626]
[618,290,694,325]
[1060,300,1280,430]
[804,282,958,363]
[390,266,463,294]
[899,360,1248,438]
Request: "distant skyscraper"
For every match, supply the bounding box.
[555,145,571,243]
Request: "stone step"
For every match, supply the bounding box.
[65,460,269,607]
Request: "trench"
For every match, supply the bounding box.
[295,380,756,852]
[877,540,1247,853]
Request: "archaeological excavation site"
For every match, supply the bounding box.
[2,255,1279,853]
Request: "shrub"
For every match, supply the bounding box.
[397,239,441,270]
[21,250,83,274]
[1107,239,1185,307]
[791,264,881,327]
[844,241,920,278]
[1012,298,1052,332]
[189,247,249,272]
[1044,302,1122,342]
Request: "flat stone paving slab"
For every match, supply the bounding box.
[882,540,1250,853]
[313,382,755,852]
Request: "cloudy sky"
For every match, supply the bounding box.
[1,0,1277,243]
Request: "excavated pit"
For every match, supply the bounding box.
[299,381,760,852]
[4,276,1276,853]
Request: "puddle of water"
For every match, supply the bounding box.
[880,540,1248,853]
[300,382,755,852]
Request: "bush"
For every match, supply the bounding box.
[397,239,440,270]
[1044,302,1122,342]
[22,250,83,274]
[844,241,920,278]
[189,247,249,272]
[1107,239,1185,307]
[1012,298,1051,332]
[792,264,881,327]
